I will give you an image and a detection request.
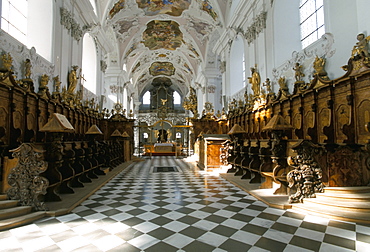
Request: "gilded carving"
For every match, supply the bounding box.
[7,143,49,211]
[351,33,370,59]
[313,56,329,80]
[2,52,13,71]
[183,86,198,118]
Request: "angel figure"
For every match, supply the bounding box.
[351,33,370,58]
[161,98,167,105]
[293,63,305,83]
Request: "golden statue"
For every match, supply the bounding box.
[351,33,370,58]
[293,63,305,83]
[278,76,289,96]
[128,109,134,118]
[161,98,167,105]
[53,75,61,93]
[68,65,79,93]
[313,56,328,78]
[263,78,272,94]
[40,74,49,89]
[39,74,49,99]
[24,59,32,79]
[248,65,261,96]
[167,129,172,141]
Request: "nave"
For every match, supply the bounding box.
[0,157,369,252]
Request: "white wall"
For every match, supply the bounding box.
[272,0,301,67]
[229,35,245,95]
[27,0,53,61]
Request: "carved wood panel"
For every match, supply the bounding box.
[0,86,10,144]
[327,146,363,186]
[357,99,370,144]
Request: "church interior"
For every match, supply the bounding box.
[0,0,370,251]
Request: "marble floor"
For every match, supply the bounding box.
[0,156,369,252]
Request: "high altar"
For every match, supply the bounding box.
[144,142,181,156]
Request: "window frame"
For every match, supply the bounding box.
[299,0,325,48]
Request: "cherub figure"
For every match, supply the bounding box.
[263,78,272,94]
[53,75,61,93]
[351,33,370,58]
[293,63,305,83]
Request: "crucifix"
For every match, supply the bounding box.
[78,69,86,100]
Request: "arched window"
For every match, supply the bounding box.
[82,33,97,94]
[229,35,245,95]
[143,91,150,105]
[173,91,181,104]
[300,0,325,48]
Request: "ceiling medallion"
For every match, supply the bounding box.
[136,0,191,17]
[149,62,175,76]
[142,20,183,50]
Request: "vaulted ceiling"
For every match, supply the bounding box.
[96,0,228,96]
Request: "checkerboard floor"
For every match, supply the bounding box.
[1,157,369,251]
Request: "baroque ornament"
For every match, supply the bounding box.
[244,11,267,45]
[7,143,49,211]
[60,8,83,41]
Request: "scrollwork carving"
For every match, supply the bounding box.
[60,7,83,41]
[287,140,325,203]
[7,143,49,211]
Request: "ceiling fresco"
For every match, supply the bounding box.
[136,0,191,17]
[149,62,176,76]
[109,0,125,19]
[142,20,183,51]
[100,0,225,96]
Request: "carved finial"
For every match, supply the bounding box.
[2,53,13,71]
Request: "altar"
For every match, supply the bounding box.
[144,143,181,156]
[154,143,174,153]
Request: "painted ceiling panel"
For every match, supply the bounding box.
[102,0,223,95]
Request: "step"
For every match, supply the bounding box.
[303,197,370,211]
[291,203,370,224]
[316,192,370,201]
[0,200,19,209]
[0,195,8,201]
[323,186,370,194]
[0,206,32,220]
[0,211,46,231]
